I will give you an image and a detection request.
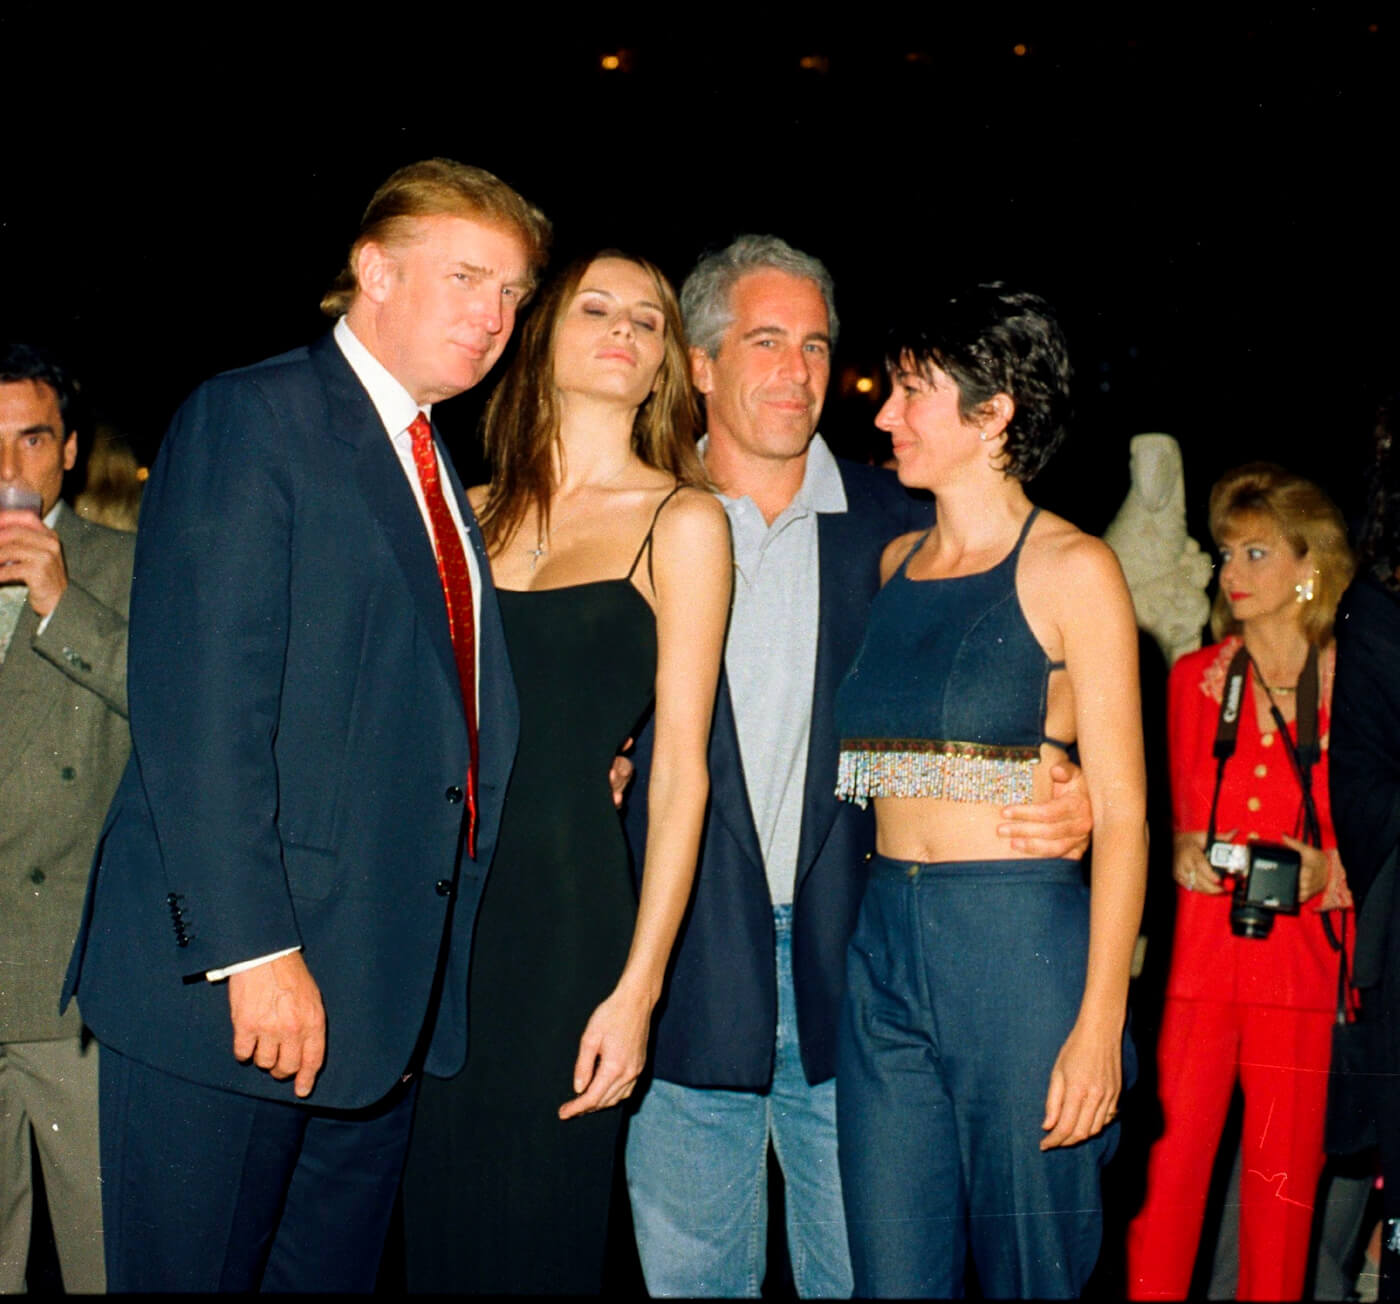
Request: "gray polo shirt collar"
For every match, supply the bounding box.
[700,433,847,577]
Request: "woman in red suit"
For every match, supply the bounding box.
[1126,463,1356,1300]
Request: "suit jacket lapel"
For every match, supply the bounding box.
[710,669,766,870]
[0,603,56,785]
[440,447,518,814]
[794,505,868,890]
[311,337,463,713]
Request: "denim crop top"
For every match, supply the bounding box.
[834,507,1072,806]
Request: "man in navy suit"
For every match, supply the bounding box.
[63,159,550,1292]
[624,236,1091,1297]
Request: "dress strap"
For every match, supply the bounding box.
[1012,505,1042,555]
[894,529,935,579]
[625,483,686,589]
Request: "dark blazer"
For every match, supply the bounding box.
[63,334,518,1111]
[627,458,929,1088]
[1,506,133,1042]
[1331,572,1400,989]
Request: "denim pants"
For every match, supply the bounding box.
[626,904,853,1297]
[838,856,1127,1299]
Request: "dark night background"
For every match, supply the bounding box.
[6,6,1397,546]
[7,6,1395,1295]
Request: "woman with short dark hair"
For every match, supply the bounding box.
[834,284,1147,1297]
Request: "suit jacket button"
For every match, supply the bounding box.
[445,786,463,804]
[435,879,454,897]
[60,766,76,781]
[29,868,46,884]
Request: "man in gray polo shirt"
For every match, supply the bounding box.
[623,236,1091,1296]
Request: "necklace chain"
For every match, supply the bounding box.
[525,464,642,570]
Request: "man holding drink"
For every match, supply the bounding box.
[1,342,133,1292]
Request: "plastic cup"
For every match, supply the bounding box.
[0,485,43,515]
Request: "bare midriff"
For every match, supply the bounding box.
[872,740,1068,863]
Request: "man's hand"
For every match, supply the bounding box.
[997,760,1093,857]
[0,508,67,617]
[227,952,326,1098]
[609,744,636,810]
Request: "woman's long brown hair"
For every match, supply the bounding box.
[476,251,706,554]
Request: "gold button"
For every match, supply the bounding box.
[1247,831,1260,841]
[907,864,919,880]
[1247,797,1262,812]
[1261,733,1275,747]
[1254,764,1268,778]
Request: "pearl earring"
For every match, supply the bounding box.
[978,430,990,442]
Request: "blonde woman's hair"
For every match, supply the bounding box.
[1208,461,1354,645]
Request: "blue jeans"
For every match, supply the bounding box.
[626,905,853,1297]
[838,857,1127,1299]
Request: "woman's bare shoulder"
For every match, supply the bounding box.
[1026,510,1124,584]
[880,529,927,583]
[653,484,728,539]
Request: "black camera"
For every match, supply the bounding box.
[1206,841,1301,939]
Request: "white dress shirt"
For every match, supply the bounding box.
[206,321,485,982]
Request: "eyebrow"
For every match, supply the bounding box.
[452,259,532,288]
[741,326,832,346]
[14,422,60,437]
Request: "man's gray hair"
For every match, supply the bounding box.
[680,234,839,359]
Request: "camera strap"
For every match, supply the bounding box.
[1205,643,1323,850]
[1251,644,1323,848]
[1259,649,1350,963]
[1205,647,1252,847]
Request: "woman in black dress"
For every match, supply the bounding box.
[403,252,732,1293]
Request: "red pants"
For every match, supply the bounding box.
[1126,997,1333,1301]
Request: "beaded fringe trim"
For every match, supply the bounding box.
[835,739,1040,808]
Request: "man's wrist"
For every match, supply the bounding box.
[207,946,301,982]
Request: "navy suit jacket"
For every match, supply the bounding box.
[64,334,518,1110]
[627,458,930,1088]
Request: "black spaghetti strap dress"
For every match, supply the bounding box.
[403,489,678,1294]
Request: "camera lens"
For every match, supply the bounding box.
[1229,903,1275,939]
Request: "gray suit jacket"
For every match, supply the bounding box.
[0,504,134,1041]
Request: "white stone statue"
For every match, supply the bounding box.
[1104,433,1214,667]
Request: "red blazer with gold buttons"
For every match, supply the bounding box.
[1165,636,1350,1011]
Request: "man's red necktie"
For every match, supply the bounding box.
[408,413,479,858]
